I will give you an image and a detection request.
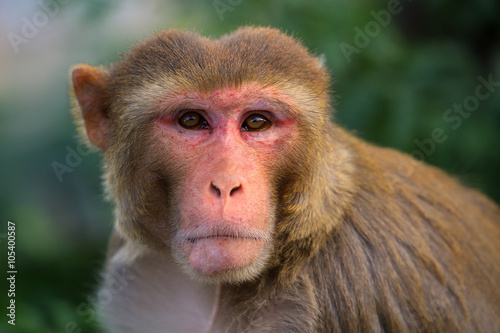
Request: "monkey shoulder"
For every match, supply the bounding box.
[307,136,500,331]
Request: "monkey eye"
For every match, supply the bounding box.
[242,114,272,132]
[178,111,211,130]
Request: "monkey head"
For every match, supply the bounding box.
[71,27,352,284]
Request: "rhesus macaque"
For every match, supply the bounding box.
[70,27,500,332]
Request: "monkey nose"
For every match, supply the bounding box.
[210,177,243,198]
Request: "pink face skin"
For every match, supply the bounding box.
[155,84,298,277]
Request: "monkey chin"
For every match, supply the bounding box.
[173,236,272,285]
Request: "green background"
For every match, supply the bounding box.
[1,0,499,331]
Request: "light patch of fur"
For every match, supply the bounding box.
[101,241,225,333]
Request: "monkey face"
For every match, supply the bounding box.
[148,84,299,284]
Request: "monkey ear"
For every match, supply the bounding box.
[70,64,110,150]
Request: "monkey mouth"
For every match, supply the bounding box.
[175,225,271,276]
[186,234,262,244]
[177,225,270,244]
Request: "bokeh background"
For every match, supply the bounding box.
[1,0,499,331]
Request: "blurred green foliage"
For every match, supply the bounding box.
[0,0,498,331]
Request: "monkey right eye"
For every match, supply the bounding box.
[178,111,211,130]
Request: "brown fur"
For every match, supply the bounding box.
[71,27,500,332]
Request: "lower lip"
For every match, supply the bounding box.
[183,237,265,276]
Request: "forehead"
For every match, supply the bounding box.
[109,27,329,97]
[178,83,294,108]
[153,83,299,120]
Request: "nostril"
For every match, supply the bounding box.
[211,183,221,196]
[229,185,240,196]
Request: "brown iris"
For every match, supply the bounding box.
[242,114,272,132]
[178,111,210,130]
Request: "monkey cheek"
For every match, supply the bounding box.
[186,238,266,276]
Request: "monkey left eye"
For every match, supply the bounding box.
[242,114,272,132]
[178,111,211,130]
